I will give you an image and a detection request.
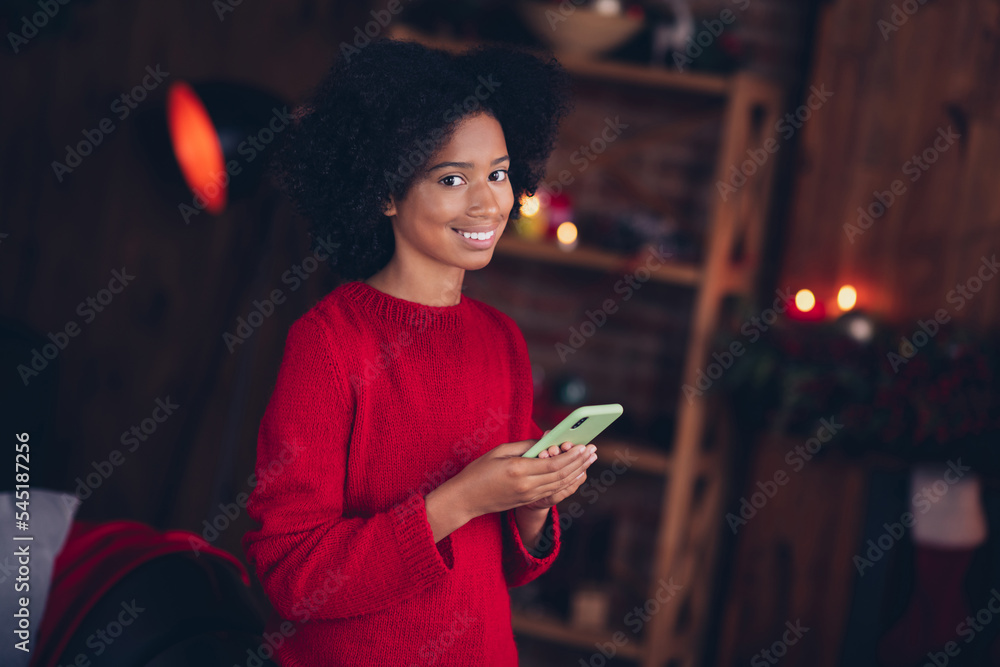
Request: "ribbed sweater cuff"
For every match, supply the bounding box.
[393,494,455,583]
[506,505,561,566]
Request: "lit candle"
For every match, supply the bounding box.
[556,221,578,251]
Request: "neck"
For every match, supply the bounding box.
[364,252,465,307]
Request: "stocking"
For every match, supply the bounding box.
[877,544,974,666]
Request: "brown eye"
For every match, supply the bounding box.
[439,175,465,187]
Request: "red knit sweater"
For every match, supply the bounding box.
[242,280,562,667]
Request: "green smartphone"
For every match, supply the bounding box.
[521,404,624,458]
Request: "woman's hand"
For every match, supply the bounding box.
[520,438,597,511]
[449,436,597,520]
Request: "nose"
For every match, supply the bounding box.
[468,178,501,219]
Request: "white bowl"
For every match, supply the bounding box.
[517,1,644,59]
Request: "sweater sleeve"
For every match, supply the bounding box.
[499,318,563,588]
[241,313,455,622]
[502,504,562,588]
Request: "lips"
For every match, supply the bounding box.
[451,224,500,248]
[452,228,496,240]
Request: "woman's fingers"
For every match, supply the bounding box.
[533,450,596,495]
[531,444,582,469]
[546,471,589,504]
[539,442,571,459]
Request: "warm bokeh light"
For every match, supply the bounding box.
[166,81,227,215]
[520,194,540,217]
[795,289,816,312]
[845,314,874,342]
[837,285,857,311]
[556,221,578,246]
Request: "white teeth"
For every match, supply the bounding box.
[458,229,495,240]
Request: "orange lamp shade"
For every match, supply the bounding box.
[166,81,227,215]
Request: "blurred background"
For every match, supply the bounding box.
[2,0,999,665]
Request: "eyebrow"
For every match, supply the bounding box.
[427,155,510,172]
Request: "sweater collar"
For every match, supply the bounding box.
[340,280,471,330]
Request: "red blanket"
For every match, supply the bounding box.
[29,519,248,667]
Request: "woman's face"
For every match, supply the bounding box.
[384,112,513,273]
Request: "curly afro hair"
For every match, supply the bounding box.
[266,37,573,281]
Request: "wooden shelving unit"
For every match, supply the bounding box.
[495,235,703,287]
[387,24,784,667]
[512,610,647,660]
[598,438,672,476]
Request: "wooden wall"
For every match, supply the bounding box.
[714,0,1000,663]
[714,433,870,667]
[0,0,371,562]
[0,0,812,554]
[775,0,1000,330]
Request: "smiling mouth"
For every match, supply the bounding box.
[452,228,496,240]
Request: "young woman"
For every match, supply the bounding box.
[242,38,598,666]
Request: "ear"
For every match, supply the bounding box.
[382,195,397,218]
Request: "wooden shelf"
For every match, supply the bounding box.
[387,24,732,97]
[595,438,672,476]
[555,51,731,97]
[385,21,784,667]
[512,610,645,660]
[591,439,730,478]
[494,234,702,287]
